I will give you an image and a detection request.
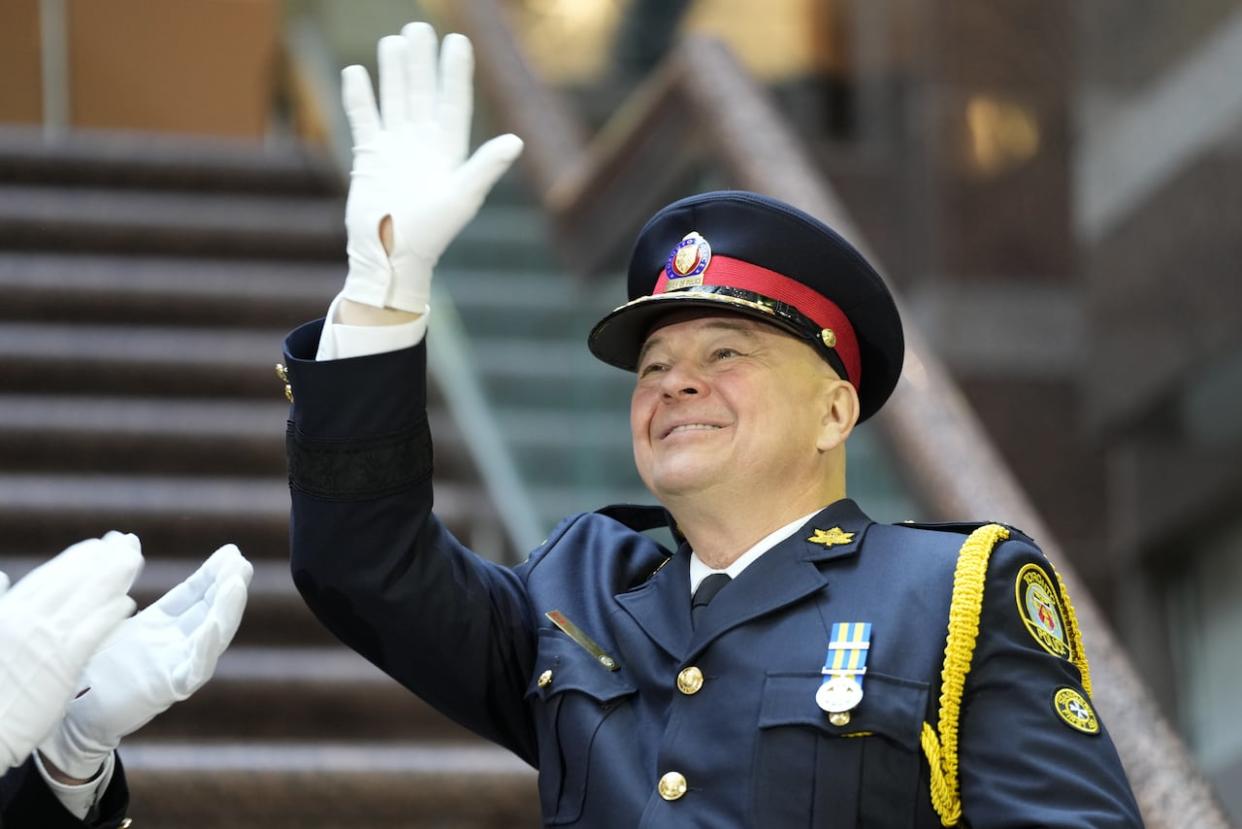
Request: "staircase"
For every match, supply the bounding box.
[0,127,538,828]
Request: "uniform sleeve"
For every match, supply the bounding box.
[34,751,115,820]
[957,536,1144,827]
[284,320,539,765]
[0,754,128,828]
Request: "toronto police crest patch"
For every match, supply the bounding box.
[1015,563,1070,659]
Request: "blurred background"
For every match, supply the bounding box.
[0,0,1238,826]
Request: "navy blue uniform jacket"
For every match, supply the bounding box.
[0,758,128,828]
[285,320,1142,827]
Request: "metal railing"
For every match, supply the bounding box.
[439,1,1232,826]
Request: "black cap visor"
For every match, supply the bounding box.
[588,286,850,382]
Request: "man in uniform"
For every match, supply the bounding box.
[285,23,1143,827]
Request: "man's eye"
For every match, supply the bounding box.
[711,348,740,361]
[639,362,667,377]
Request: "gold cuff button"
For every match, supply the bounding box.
[676,666,704,695]
[820,328,837,348]
[658,771,687,801]
[284,383,294,403]
[275,363,289,382]
[537,669,553,689]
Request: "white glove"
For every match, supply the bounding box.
[39,544,252,779]
[341,22,524,312]
[0,532,142,773]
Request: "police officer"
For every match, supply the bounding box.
[0,535,252,827]
[285,23,1143,827]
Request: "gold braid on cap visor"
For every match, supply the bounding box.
[619,285,852,383]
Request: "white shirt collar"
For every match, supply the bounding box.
[688,508,823,596]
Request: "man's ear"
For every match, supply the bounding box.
[817,379,859,452]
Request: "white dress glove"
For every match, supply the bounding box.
[0,533,142,773]
[39,544,252,780]
[341,22,524,312]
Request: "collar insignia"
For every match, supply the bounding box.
[808,526,855,548]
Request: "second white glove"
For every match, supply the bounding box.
[39,543,252,780]
[341,22,523,313]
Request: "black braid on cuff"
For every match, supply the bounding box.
[286,415,433,500]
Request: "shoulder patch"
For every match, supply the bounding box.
[1052,686,1100,735]
[1015,563,1070,659]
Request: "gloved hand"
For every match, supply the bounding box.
[0,532,142,773]
[341,22,524,312]
[39,544,252,780]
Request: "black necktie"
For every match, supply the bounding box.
[692,573,732,628]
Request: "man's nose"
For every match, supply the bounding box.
[660,363,704,399]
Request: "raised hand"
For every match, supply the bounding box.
[340,22,524,313]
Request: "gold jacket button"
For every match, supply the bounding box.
[676,666,704,695]
[537,669,553,689]
[275,362,289,382]
[284,383,294,403]
[658,771,687,801]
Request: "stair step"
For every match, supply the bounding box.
[439,207,559,269]
[473,338,634,410]
[0,185,346,259]
[0,473,483,559]
[121,740,538,828]
[497,408,639,489]
[498,407,633,450]
[0,252,339,327]
[0,394,472,478]
[0,322,288,397]
[444,267,602,310]
[0,127,341,195]
[0,555,331,646]
[142,646,480,742]
[530,483,658,531]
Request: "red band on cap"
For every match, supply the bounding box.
[654,255,862,388]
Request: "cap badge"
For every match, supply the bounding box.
[808,526,855,548]
[664,231,712,290]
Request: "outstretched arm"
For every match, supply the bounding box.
[285,24,538,763]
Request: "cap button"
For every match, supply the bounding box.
[820,328,837,348]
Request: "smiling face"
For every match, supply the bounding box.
[630,312,856,508]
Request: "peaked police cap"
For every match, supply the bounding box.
[587,191,904,423]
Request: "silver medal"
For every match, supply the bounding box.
[815,675,863,714]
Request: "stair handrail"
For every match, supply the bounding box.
[283,17,547,559]
[438,3,1233,826]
